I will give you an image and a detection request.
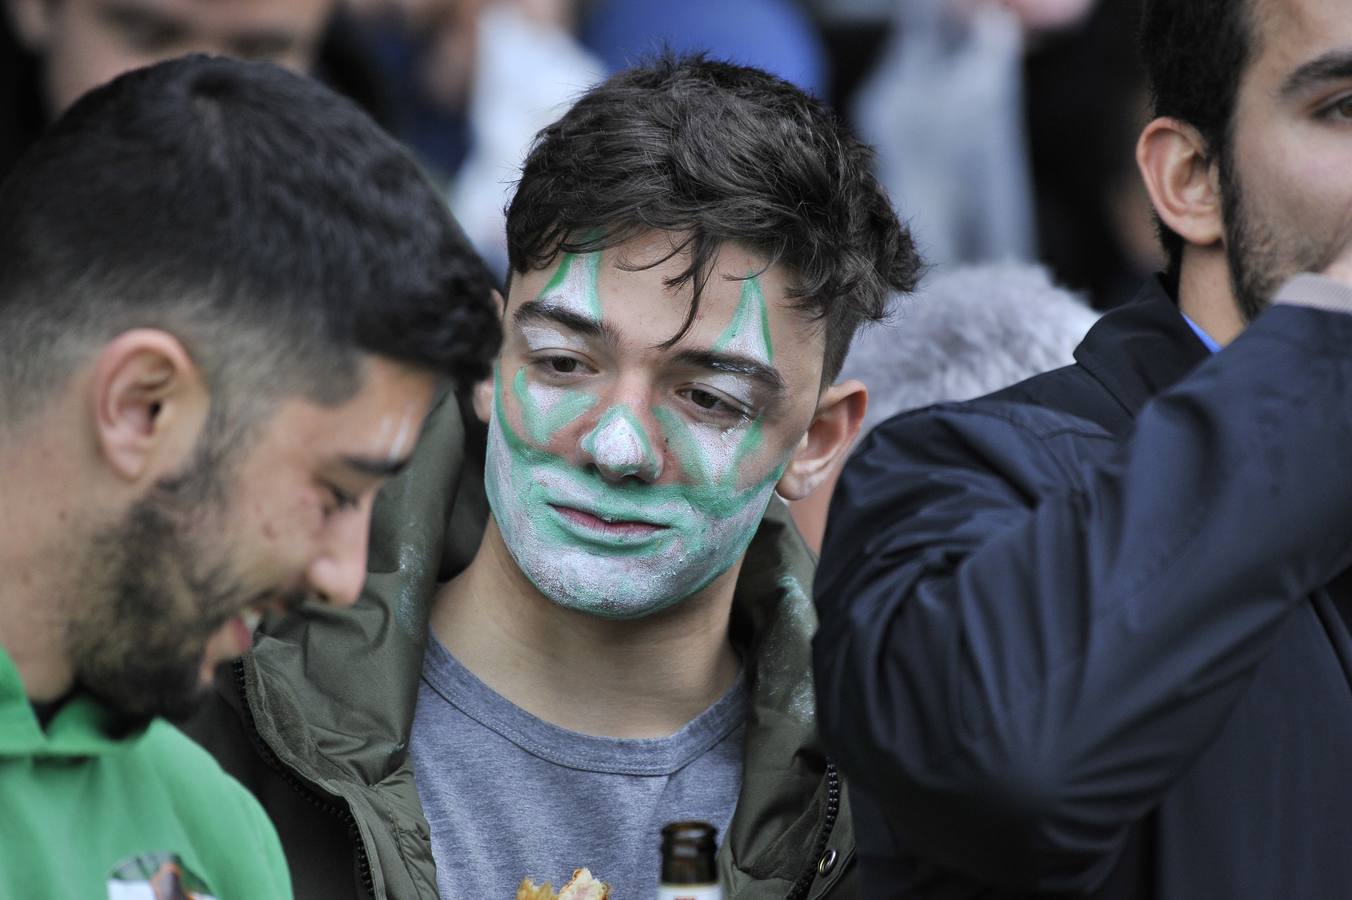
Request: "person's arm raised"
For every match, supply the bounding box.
[813,271,1352,892]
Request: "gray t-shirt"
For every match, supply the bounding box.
[410,634,747,900]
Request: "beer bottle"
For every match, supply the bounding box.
[659,821,723,900]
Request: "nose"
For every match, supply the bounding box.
[305,508,373,608]
[581,404,663,483]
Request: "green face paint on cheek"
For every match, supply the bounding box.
[653,272,775,491]
[512,367,596,446]
[485,370,789,618]
[651,407,771,492]
[482,268,791,618]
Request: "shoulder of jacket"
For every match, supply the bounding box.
[866,391,1114,459]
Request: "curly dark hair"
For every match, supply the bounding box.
[505,53,921,383]
[1140,0,1257,278]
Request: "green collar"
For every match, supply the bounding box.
[0,646,148,757]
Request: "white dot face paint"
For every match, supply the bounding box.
[485,252,795,620]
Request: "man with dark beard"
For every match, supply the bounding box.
[814,0,1352,897]
[0,56,498,898]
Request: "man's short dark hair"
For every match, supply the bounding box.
[0,55,500,424]
[505,53,921,383]
[1140,0,1258,277]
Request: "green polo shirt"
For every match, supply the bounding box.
[0,647,291,899]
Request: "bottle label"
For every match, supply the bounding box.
[657,886,722,900]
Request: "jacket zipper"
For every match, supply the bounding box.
[232,658,377,900]
[784,761,841,900]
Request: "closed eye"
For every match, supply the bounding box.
[323,483,359,517]
[530,353,595,380]
[1317,94,1352,121]
[680,387,752,424]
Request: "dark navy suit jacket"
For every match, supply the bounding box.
[814,278,1352,898]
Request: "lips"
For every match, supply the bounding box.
[548,503,668,539]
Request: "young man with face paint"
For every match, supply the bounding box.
[0,57,498,898]
[184,55,920,900]
[484,245,800,620]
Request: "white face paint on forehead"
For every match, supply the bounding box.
[713,277,774,366]
[537,250,604,321]
[519,324,588,352]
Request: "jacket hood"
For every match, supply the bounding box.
[236,388,852,898]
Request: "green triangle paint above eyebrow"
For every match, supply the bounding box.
[539,252,604,321]
[712,276,773,365]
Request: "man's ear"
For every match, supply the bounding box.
[472,289,507,424]
[1137,116,1225,249]
[89,330,209,483]
[472,372,495,424]
[777,379,867,502]
[4,0,53,51]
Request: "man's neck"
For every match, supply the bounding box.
[1176,250,1246,347]
[429,519,742,739]
[0,435,85,703]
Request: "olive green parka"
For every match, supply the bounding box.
[184,390,855,899]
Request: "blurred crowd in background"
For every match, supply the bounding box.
[0,0,1159,311]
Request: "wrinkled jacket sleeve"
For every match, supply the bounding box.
[813,299,1352,892]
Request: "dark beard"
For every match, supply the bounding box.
[1220,152,1334,323]
[70,432,249,723]
[81,502,240,722]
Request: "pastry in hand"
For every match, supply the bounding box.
[516,868,611,900]
[558,868,610,900]
[516,878,557,900]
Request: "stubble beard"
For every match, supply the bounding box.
[69,439,250,724]
[1221,151,1333,323]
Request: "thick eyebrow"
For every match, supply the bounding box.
[227,30,302,60]
[100,1,191,43]
[339,454,413,480]
[100,1,300,60]
[512,300,620,346]
[672,348,788,399]
[1278,50,1352,100]
[514,298,787,396]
